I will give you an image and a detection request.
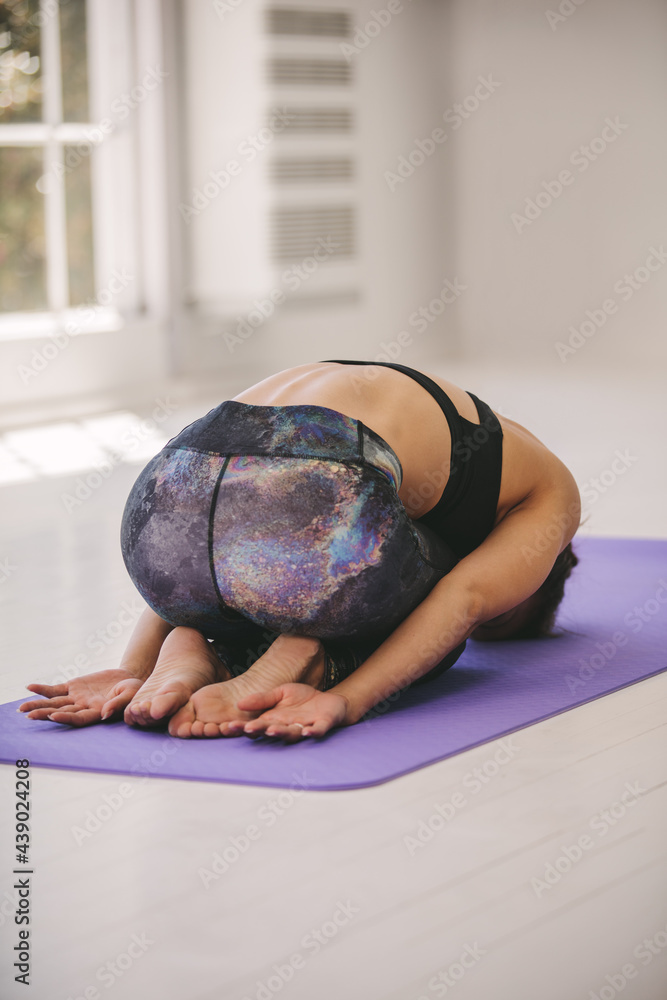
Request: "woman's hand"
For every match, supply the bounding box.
[228,682,349,742]
[19,669,145,726]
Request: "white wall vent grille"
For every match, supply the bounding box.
[268,57,352,86]
[266,3,359,301]
[271,157,354,183]
[271,205,355,261]
[265,7,352,38]
[267,106,353,133]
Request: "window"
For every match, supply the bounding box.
[0,0,142,341]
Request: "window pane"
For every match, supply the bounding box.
[0,145,46,311]
[64,143,94,305]
[59,0,88,122]
[0,0,42,124]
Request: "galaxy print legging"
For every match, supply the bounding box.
[120,400,467,692]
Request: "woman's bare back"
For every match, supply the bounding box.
[232,361,573,528]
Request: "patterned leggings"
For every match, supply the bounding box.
[120,400,466,691]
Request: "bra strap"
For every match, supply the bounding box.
[321,359,465,436]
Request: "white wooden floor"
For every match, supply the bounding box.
[1,359,666,1000]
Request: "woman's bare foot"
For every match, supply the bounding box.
[124,627,229,727]
[168,633,326,738]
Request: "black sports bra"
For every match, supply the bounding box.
[321,360,504,559]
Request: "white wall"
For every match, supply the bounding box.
[182,0,667,381]
[353,0,459,367]
[179,0,458,380]
[446,0,667,372]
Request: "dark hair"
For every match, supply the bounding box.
[508,542,580,639]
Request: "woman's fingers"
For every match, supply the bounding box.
[241,718,270,735]
[19,695,72,714]
[301,719,331,738]
[224,689,339,741]
[24,703,76,721]
[25,682,69,697]
[235,688,283,712]
[242,711,284,735]
[104,680,143,721]
[228,712,332,740]
[221,720,247,735]
[100,691,134,720]
[244,713,317,740]
[48,708,100,727]
[265,723,308,743]
[219,722,244,737]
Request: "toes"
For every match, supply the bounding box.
[124,687,189,726]
[149,691,183,721]
[124,701,144,726]
[190,719,221,738]
[135,701,151,724]
[168,701,195,738]
[137,700,154,724]
[125,700,155,726]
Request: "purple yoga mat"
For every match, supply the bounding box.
[1,537,665,790]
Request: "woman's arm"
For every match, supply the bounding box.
[330,575,480,724]
[233,474,580,739]
[330,476,581,725]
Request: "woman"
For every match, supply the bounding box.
[20,360,581,741]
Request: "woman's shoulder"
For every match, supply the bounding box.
[411,368,579,525]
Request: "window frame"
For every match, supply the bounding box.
[0,0,176,344]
